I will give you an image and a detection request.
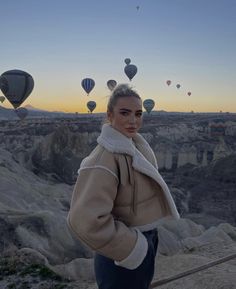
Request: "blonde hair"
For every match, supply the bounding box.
[107,83,141,113]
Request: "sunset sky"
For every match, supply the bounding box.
[1,0,236,113]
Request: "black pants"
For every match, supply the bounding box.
[94,229,158,289]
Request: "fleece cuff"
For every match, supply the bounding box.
[114,229,148,270]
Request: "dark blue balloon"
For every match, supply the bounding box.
[124,58,131,65]
[81,78,95,95]
[87,100,96,113]
[124,64,137,81]
[15,107,28,120]
[0,69,34,109]
[143,99,155,114]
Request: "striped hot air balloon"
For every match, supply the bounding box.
[81,78,95,95]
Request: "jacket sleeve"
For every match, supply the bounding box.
[67,167,148,269]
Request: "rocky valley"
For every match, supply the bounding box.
[0,111,236,288]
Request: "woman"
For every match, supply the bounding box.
[67,84,179,289]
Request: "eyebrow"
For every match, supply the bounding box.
[119,108,143,112]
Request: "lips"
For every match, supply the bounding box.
[126,127,137,132]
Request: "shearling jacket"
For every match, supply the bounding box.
[67,124,179,270]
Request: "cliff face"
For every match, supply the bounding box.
[31,125,99,184]
[1,113,236,178]
[0,147,92,264]
[140,116,236,170]
[0,118,101,184]
[168,154,236,227]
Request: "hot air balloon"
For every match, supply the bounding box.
[15,107,28,120]
[0,76,8,92]
[0,70,34,109]
[81,78,95,95]
[107,79,117,91]
[176,84,181,89]
[87,100,96,113]
[0,96,5,103]
[124,58,131,65]
[166,80,171,86]
[124,64,137,81]
[143,99,155,114]
[187,92,191,96]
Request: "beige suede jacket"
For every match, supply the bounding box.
[67,124,179,270]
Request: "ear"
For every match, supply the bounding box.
[107,110,112,122]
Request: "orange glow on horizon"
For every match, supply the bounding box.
[2,100,236,114]
[1,89,236,114]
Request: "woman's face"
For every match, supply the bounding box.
[107,96,143,138]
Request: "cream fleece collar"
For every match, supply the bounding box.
[97,124,180,219]
[97,124,158,175]
[97,124,157,165]
[97,124,135,155]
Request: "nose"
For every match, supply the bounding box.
[128,114,136,124]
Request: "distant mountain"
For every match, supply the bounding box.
[24,104,64,114]
[0,104,73,119]
[23,104,47,112]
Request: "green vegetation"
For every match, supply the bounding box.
[0,256,71,289]
[19,263,62,280]
[0,257,20,277]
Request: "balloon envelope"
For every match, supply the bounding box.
[0,96,5,103]
[143,99,155,114]
[124,58,131,65]
[166,80,171,86]
[187,92,191,96]
[81,78,95,95]
[15,107,28,120]
[124,64,137,81]
[0,70,34,109]
[107,79,117,91]
[87,100,96,113]
[176,84,181,89]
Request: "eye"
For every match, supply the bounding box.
[136,112,143,118]
[120,111,129,116]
